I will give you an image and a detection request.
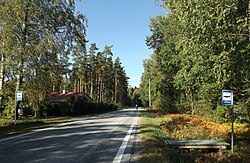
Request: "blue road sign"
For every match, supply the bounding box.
[16,91,22,101]
[222,90,233,105]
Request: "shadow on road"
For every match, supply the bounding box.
[0,108,141,163]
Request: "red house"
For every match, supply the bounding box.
[45,92,94,103]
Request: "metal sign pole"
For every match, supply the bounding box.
[231,106,234,154]
[14,91,22,125]
[222,90,234,153]
[14,92,17,125]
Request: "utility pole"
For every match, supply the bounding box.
[149,78,151,108]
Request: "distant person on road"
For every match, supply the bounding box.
[135,104,138,109]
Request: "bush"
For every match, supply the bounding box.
[44,97,118,116]
[45,102,69,116]
[72,99,118,115]
[214,106,230,123]
[214,105,250,123]
[37,101,48,117]
[73,101,99,115]
[233,105,249,123]
[1,97,15,118]
[159,95,177,113]
[195,100,213,116]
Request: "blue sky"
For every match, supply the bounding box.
[75,0,166,87]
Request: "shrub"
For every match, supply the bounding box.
[233,105,249,123]
[1,97,15,118]
[45,102,69,116]
[44,97,118,116]
[72,100,118,115]
[214,105,250,123]
[214,106,230,123]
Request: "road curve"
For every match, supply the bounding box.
[0,108,141,163]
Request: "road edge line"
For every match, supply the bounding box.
[112,116,138,163]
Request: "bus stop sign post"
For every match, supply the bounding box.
[222,90,233,106]
[15,91,22,124]
[222,90,234,153]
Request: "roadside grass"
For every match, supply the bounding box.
[140,109,250,163]
[0,116,75,138]
[0,110,114,138]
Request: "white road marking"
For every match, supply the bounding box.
[112,116,138,163]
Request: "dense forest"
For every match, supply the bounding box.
[0,0,130,118]
[141,0,249,119]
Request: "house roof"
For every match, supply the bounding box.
[45,92,93,102]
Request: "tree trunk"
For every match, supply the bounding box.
[98,77,102,102]
[90,74,93,98]
[0,52,4,104]
[74,79,77,92]
[84,80,87,94]
[80,78,82,92]
[114,77,117,103]
[189,91,196,115]
[15,3,29,120]
[52,83,55,92]
[77,79,80,93]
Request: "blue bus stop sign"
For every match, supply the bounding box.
[16,91,22,101]
[222,90,233,105]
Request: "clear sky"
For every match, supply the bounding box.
[75,0,166,87]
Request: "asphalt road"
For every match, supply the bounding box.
[0,108,141,163]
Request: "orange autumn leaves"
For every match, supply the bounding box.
[160,114,230,140]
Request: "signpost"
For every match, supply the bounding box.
[222,90,234,153]
[222,90,233,105]
[16,91,22,101]
[15,91,22,124]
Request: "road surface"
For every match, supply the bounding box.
[0,108,141,163]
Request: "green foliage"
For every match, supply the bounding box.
[142,0,250,115]
[0,0,88,118]
[45,97,118,116]
[213,106,230,123]
[71,44,129,106]
[140,54,165,108]
[128,86,142,107]
[234,106,250,123]
[72,99,118,115]
[214,105,250,124]
[0,0,129,118]
[1,97,15,118]
[46,102,70,116]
